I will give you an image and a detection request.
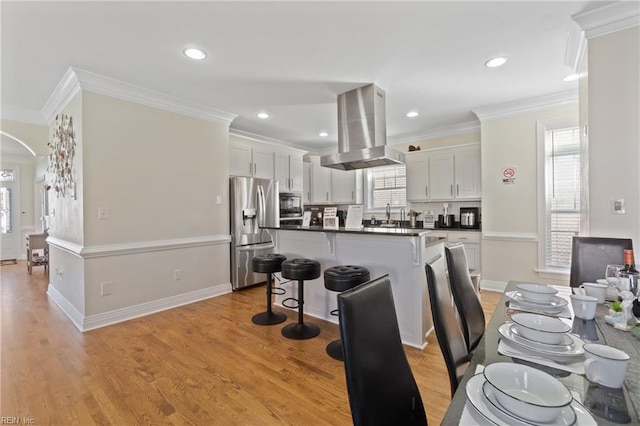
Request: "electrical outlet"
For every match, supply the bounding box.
[173,269,182,281]
[216,195,222,205]
[101,281,113,296]
[98,207,110,220]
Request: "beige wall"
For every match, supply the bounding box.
[587,26,640,248]
[82,92,229,245]
[480,105,577,288]
[46,89,232,323]
[0,119,49,155]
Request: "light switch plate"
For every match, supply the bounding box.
[610,198,625,215]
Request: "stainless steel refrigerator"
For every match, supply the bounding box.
[230,176,279,290]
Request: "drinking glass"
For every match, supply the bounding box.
[605,264,623,286]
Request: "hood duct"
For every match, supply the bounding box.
[320,84,404,170]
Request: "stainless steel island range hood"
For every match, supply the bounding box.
[320,84,404,170]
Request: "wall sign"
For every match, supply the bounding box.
[48,114,76,197]
[502,167,517,184]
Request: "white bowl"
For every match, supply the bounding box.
[483,362,573,423]
[511,312,571,344]
[516,283,558,302]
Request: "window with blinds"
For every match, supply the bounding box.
[545,127,580,268]
[367,165,407,210]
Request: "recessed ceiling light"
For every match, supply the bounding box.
[562,73,580,82]
[183,48,207,60]
[257,112,270,119]
[406,111,419,118]
[485,57,508,68]
[319,131,329,137]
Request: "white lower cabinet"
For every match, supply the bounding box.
[431,231,481,272]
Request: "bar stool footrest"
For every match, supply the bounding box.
[271,287,286,296]
[282,297,299,310]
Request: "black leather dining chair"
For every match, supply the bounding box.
[569,236,633,288]
[425,254,471,397]
[338,274,427,426]
[445,244,485,353]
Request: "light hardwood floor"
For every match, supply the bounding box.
[1,261,501,425]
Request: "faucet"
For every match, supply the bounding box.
[400,208,406,227]
[386,203,392,224]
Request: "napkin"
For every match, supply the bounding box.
[498,338,585,375]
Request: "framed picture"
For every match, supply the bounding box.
[323,216,339,230]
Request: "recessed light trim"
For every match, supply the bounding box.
[562,73,580,82]
[406,111,419,118]
[183,48,207,60]
[319,131,329,137]
[257,112,270,119]
[485,57,508,68]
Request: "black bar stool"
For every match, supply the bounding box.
[324,265,371,360]
[251,253,287,325]
[281,258,321,340]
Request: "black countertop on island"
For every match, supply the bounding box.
[263,225,447,246]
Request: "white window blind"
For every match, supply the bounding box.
[368,165,407,210]
[545,127,580,268]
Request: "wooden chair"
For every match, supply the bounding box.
[425,254,471,397]
[445,243,485,352]
[338,274,427,426]
[570,237,633,288]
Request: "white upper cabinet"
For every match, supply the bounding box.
[310,156,331,203]
[330,169,357,204]
[405,151,430,201]
[405,144,481,202]
[229,138,274,179]
[275,150,304,192]
[453,146,481,199]
[428,151,456,200]
[303,162,311,203]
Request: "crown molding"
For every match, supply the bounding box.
[388,120,480,145]
[572,1,640,40]
[564,21,587,73]
[230,128,308,154]
[472,90,578,122]
[42,67,238,127]
[0,105,47,126]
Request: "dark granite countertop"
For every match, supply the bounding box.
[263,225,438,238]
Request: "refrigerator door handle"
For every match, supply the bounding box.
[237,242,275,252]
[257,184,266,228]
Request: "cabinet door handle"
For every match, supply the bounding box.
[426,186,428,197]
[351,191,354,200]
[254,163,257,175]
[249,162,252,175]
[450,184,453,196]
[326,192,329,201]
[456,184,459,196]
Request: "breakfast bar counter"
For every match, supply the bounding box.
[262,225,444,348]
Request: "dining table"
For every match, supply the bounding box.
[441,280,640,425]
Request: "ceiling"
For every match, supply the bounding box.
[1,1,613,157]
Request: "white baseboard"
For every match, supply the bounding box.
[48,283,232,332]
[480,279,507,293]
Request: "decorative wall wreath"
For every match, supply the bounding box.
[47,114,76,197]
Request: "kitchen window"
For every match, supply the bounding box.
[537,118,583,276]
[365,165,407,212]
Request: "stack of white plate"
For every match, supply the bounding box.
[506,283,568,314]
[499,312,585,358]
[465,363,596,425]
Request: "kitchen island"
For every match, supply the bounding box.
[262,225,445,349]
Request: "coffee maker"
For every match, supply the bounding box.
[460,207,480,229]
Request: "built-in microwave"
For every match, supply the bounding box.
[279,192,303,218]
